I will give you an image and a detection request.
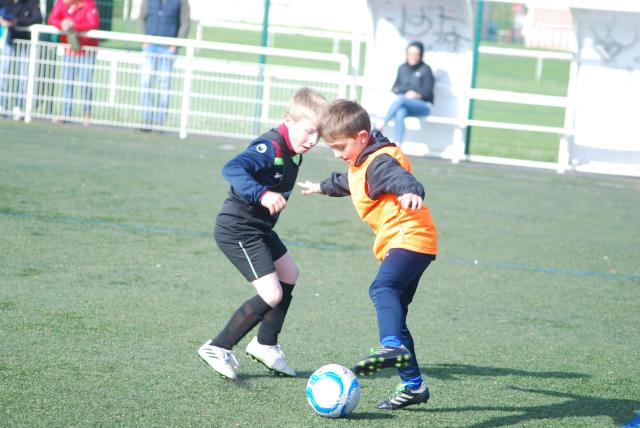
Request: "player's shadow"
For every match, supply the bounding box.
[368,362,588,381]
[421,386,640,427]
[426,363,588,381]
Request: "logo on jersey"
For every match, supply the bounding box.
[256,143,267,153]
[274,172,283,179]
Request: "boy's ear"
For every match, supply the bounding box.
[283,113,293,127]
[357,129,370,144]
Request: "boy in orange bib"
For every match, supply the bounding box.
[298,99,437,410]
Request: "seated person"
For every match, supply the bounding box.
[375,41,435,146]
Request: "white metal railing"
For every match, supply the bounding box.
[479,46,572,82]
[196,19,363,98]
[11,24,349,138]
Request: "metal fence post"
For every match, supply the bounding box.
[24,27,40,123]
[465,0,484,155]
[179,45,194,139]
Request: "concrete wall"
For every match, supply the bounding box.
[570,7,640,172]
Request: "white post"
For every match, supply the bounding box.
[123,0,130,20]
[261,73,271,124]
[179,45,194,139]
[24,28,40,124]
[557,56,578,173]
[535,56,543,81]
[331,36,339,54]
[349,30,361,100]
[109,59,118,104]
[337,56,349,98]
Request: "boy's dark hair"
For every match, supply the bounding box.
[318,99,371,144]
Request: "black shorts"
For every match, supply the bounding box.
[214,230,288,282]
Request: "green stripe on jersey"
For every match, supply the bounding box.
[274,157,284,166]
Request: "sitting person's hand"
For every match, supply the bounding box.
[405,90,422,100]
[61,17,74,31]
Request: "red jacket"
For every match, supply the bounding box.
[48,0,100,53]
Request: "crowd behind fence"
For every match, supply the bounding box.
[3,25,348,139]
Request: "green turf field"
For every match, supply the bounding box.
[1,121,639,427]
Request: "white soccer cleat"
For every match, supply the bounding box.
[245,336,296,377]
[197,342,239,380]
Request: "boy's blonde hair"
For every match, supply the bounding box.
[286,87,328,123]
[317,99,371,144]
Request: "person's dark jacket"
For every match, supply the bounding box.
[0,0,41,41]
[391,61,435,104]
[138,0,190,38]
[320,131,425,199]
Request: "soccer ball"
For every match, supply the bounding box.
[305,364,361,418]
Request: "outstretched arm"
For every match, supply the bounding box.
[298,172,351,197]
[297,181,322,195]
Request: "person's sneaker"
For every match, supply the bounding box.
[12,107,22,121]
[245,336,296,377]
[353,345,411,376]
[197,342,239,380]
[377,382,430,410]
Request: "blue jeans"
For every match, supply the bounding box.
[369,248,435,383]
[0,43,29,110]
[382,95,431,143]
[141,45,176,126]
[61,52,95,117]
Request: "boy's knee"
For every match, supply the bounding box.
[261,286,283,308]
[395,108,409,120]
[368,281,386,300]
[288,265,300,283]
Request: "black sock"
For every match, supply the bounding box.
[210,295,272,350]
[257,282,295,346]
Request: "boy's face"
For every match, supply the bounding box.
[327,130,369,166]
[284,116,319,154]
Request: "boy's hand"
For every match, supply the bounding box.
[260,191,287,215]
[297,181,322,195]
[398,193,423,210]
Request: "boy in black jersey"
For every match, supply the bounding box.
[198,88,327,380]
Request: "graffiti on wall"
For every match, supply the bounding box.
[575,10,640,68]
[373,0,471,52]
[590,20,639,65]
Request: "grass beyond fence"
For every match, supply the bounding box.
[1,121,639,426]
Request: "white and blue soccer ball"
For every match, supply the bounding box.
[305,364,361,418]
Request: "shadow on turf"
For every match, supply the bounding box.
[426,363,588,381]
[353,363,588,381]
[420,386,640,427]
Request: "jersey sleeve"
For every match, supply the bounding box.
[366,154,425,199]
[221,140,276,203]
[320,172,350,197]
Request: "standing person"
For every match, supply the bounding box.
[137,0,190,130]
[198,88,328,381]
[48,0,99,124]
[0,0,41,120]
[374,41,435,146]
[298,99,437,410]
